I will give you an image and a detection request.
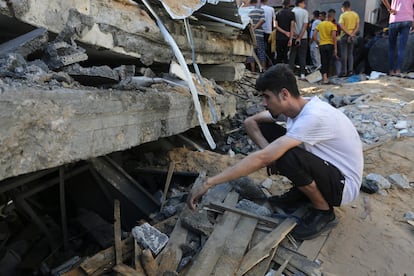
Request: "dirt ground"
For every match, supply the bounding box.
[170,75,414,275]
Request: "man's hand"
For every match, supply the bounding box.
[187,180,210,211]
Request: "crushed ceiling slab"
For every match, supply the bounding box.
[0,0,252,65]
[0,83,236,181]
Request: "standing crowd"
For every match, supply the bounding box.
[244,0,414,81]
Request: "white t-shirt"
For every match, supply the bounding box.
[261,4,275,34]
[292,6,309,39]
[286,97,363,205]
[310,19,321,41]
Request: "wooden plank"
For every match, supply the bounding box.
[161,161,175,210]
[61,267,87,276]
[156,218,188,274]
[297,231,330,261]
[237,217,297,275]
[206,202,281,226]
[113,264,145,276]
[212,216,258,276]
[142,248,158,276]
[114,199,122,266]
[274,255,292,276]
[185,192,240,276]
[245,246,277,276]
[134,239,145,274]
[80,237,133,275]
[275,247,322,276]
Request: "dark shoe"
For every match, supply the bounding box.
[292,207,337,240]
[268,187,310,213]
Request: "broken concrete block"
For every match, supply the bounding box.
[197,63,245,82]
[0,28,48,58]
[114,65,136,80]
[305,70,322,83]
[132,223,169,255]
[43,41,88,69]
[231,177,266,200]
[63,64,119,86]
[0,53,27,77]
[365,173,391,190]
[236,199,272,217]
[394,121,408,130]
[180,209,214,236]
[388,173,411,189]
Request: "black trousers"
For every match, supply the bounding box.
[259,123,344,207]
[276,39,289,64]
[320,44,334,75]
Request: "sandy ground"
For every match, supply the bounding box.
[170,75,414,275]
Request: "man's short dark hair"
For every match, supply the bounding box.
[295,0,305,6]
[313,10,320,17]
[321,11,327,17]
[282,0,290,7]
[256,64,300,98]
[342,1,351,8]
[328,8,336,14]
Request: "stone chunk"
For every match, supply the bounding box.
[132,223,169,255]
[388,174,411,189]
[0,28,48,58]
[365,173,391,190]
[0,53,27,77]
[236,199,272,217]
[231,177,266,200]
[43,41,88,69]
[63,64,119,85]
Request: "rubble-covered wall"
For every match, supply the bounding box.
[0,84,236,181]
[0,0,252,65]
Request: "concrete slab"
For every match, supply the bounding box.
[0,28,48,57]
[63,64,119,85]
[0,83,236,181]
[0,0,252,65]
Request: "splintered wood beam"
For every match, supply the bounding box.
[185,192,240,276]
[237,217,298,275]
[211,216,258,276]
[113,264,145,276]
[80,237,133,275]
[114,199,122,266]
[156,218,188,274]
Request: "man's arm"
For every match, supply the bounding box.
[254,17,265,30]
[244,111,275,149]
[187,135,302,210]
[275,19,291,38]
[289,19,295,46]
[312,28,319,43]
[381,0,396,15]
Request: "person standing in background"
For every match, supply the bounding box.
[338,1,359,77]
[289,0,309,80]
[381,0,414,76]
[313,10,338,84]
[309,10,322,70]
[275,0,295,64]
[246,0,266,72]
[261,0,276,66]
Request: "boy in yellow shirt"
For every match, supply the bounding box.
[338,1,359,77]
[313,11,338,84]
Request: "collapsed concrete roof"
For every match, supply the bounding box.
[0,0,254,181]
[0,0,253,65]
